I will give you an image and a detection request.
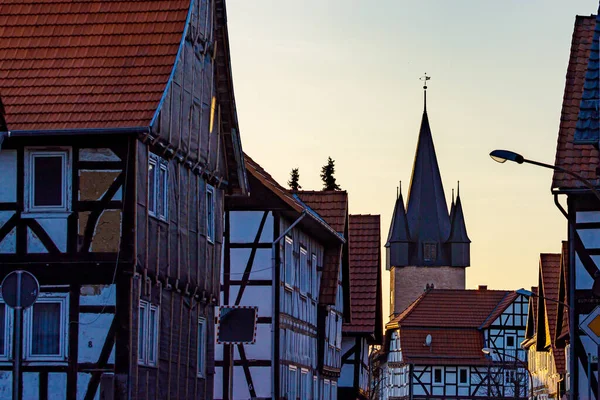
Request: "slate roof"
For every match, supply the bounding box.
[385,188,411,246]
[0,0,191,130]
[405,111,451,246]
[447,193,471,244]
[574,11,600,144]
[343,215,383,342]
[386,288,518,366]
[553,15,599,189]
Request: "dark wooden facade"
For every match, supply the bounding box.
[0,0,246,399]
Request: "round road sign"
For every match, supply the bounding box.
[1,271,39,309]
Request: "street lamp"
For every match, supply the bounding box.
[482,347,533,399]
[490,148,600,399]
[515,288,569,309]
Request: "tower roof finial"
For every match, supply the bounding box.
[420,73,431,112]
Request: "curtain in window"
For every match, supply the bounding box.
[32,303,60,355]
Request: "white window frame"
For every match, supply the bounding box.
[432,367,444,385]
[458,367,469,385]
[25,148,71,213]
[505,333,517,349]
[206,184,215,243]
[148,152,168,221]
[300,247,308,294]
[0,302,12,362]
[138,300,159,367]
[284,236,294,288]
[289,365,298,399]
[197,317,207,378]
[23,293,69,361]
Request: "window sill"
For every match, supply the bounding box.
[149,213,168,223]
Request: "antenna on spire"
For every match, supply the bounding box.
[457,180,460,197]
[452,188,455,204]
[420,73,431,112]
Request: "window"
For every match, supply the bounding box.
[324,379,331,400]
[197,318,207,377]
[505,369,516,384]
[300,369,310,399]
[300,247,308,294]
[313,376,318,400]
[423,242,437,262]
[25,149,70,212]
[148,153,168,220]
[138,300,159,366]
[206,184,215,242]
[459,368,469,385]
[311,254,318,297]
[433,367,443,384]
[284,237,294,286]
[505,333,516,349]
[23,294,69,361]
[331,382,337,400]
[289,366,297,400]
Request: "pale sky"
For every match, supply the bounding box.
[226,0,599,319]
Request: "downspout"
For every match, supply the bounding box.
[271,210,307,399]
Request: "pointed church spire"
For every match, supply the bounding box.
[406,86,451,249]
[449,188,456,222]
[386,183,411,246]
[447,184,470,244]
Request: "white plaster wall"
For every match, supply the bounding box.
[80,285,116,306]
[577,211,600,224]
[243,324,271,359]
[78,313,114,364]
[0,371,11,398]
[576,253,600,289]
[80,148,120,162]
[77,372,100,400]
[0,150,17,203]
[339,364,354,387]
[23,372,40,399]
[229,211,273,243]
[27,228,48,253]
[0,211,16,253]
[578,228,600,249]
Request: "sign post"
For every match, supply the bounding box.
[1,271,40,400]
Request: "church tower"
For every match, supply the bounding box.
[385,83,470,316]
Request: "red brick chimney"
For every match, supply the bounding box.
[478,285,487,291]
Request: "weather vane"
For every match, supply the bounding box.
[420,73,431,90]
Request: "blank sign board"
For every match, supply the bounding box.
[217,306,258,344]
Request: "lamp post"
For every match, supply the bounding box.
[515,288,570,309]
[490,149,600,400]
[482,347,533,399]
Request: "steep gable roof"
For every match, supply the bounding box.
[0,0,191,130]
[343,215,383,343]
[553,15,599,189]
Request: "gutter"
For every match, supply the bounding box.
[0,126,150,137]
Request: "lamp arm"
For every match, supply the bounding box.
[523,158,600,203]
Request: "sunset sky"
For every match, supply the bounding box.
[226,0,599,319]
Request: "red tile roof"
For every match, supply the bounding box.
[343,215,382,341]
[387,289,511,329]
[553,15,598,189]
[540,253,566,374]
[386,288,519,366]
[399,328,488,366]
[295,190,348,305]
[0,0,190,130]
[295,191,348,235]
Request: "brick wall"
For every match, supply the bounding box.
[391,266,465,315]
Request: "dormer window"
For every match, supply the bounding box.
[25,149,71,213]
[423,242,437,262]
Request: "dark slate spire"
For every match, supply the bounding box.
[405,109,451,247]
[385,184,411,269]
[574,9,600,144]
[447,185,470,244]
[449,188,455,223]
[386,184,411,245]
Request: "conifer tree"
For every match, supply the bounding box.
[320,157,341,191]
[288,167,301,191]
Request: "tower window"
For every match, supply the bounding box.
[423,243,437,262]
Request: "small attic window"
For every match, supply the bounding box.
[423,243,437,262]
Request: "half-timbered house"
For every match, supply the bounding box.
[0,1,247,398]
[339,215,383,400]
[215,157,347,399]
[380,287,529,400]
[522,250,567,399]
[551,9,600,400]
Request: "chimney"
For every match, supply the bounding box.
[478,285,487,291]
